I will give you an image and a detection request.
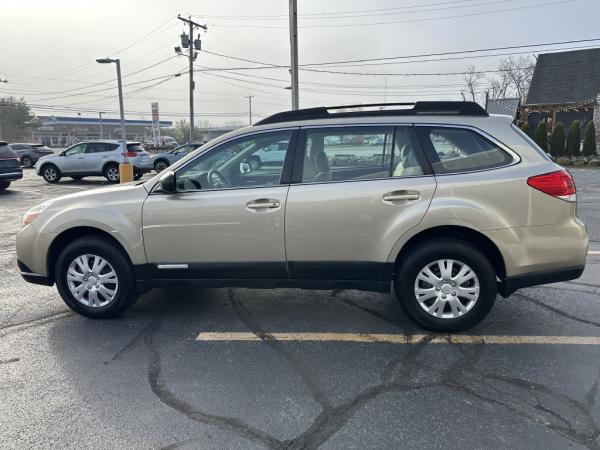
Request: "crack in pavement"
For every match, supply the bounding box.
[144,308,285,450]
[514,292,600,328]
[141,293,600,449]
[230,289,333,412]
[0,357,19,365]
[0,310,73,338]
[104,315,156,365]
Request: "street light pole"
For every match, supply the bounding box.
[96,57,132,182]
[114,59,127,160]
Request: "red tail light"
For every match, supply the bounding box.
[122,152,137,158]
[527,170,576,202]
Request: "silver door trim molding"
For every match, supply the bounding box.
[157,264,189,270]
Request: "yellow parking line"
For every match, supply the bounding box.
[195,332,600,345]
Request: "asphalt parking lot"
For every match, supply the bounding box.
[1,169,600,449]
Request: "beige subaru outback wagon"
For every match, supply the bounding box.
[16,102,588,332]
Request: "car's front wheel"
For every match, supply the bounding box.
[21,156,34,168]
[55,235,137,318]
[0,181,10,191]
[41,164,61,183]
[394,239,497,332]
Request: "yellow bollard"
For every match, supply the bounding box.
[119,163,134,183]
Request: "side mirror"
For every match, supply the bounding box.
[240,162,252,174]
[158,170,177,193]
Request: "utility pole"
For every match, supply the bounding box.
[99,111,104,139]
[245,94,254,125]
[289,0,299,110]
[177,15,207,142]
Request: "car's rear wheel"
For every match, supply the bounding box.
[247,155,261,170]
[55,236,137,318]
[103,164,120,183]
[21,156,34,168]
[394,239,497,332]
[154,159,168,173]
[42,164,61,183]
[133,172,143,180]
[0,181,10,191]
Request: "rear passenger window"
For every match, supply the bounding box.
[301,126,423,183]
[419,127,513,174]
[87,143,119,153]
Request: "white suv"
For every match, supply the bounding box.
[35,140,152,183]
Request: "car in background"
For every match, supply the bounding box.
[245,140,288,169]
[35,140,152,184]
[150,142,205,173]
[0,141,23,191]
[8,143,54,168]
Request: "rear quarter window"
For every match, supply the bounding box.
[126,144,145,152]
[417,126,514,174]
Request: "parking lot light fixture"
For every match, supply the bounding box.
[96,57,133,183]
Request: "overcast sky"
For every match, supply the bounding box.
[1,0,600,126]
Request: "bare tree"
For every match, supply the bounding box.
[500,56,535,101]
[461,65,485,103]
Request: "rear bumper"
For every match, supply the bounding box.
[498,265,584,297]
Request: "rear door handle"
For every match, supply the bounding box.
[383,191,420,202]
[246,198,280,210]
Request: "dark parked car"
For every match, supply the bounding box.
[150,142,205,173]
[8,143,54,168]
[0,141,23,191]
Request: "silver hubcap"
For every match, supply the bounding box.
[156,162,166,172]
[107,167,119,181]
[23,158,32,167]
[414,259,480,319]
[66,254,119,308]
[45,168,56,180]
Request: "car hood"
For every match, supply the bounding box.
[36,153,60,164]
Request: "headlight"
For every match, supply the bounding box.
[23,200,53,225]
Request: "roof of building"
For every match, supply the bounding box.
[486,98,520,118]
[526,48,600,105]
[38,116,172,127]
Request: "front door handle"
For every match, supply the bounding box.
[246,198,280,210]
[383,190,420,203]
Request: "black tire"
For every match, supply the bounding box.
[394,239,497,332]
[41,164,61,183]
[133,172,143,181]
[0,181,10,191]
[71,176,84,181]
[21,156,34,168]
[154,159,169,173]
[103,164,120,183]
[248,155,261,170]
[55,235,138,319]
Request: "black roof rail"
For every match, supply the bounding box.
[254,101,488,126]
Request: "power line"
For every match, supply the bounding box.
[195,0,479,19]
[209,0,573,28]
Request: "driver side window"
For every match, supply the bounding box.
[175,131,292,192]
[64,144,86,156]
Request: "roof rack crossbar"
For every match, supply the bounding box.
[254,101,488,126]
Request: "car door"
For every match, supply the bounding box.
[82,142,110,173]
[60,143,87,173]
[284,125,437,282]
[142,129,297,280]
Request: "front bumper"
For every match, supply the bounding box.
[498,265,585,297]
[17,259,53,286]
[0,170,23,182]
